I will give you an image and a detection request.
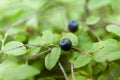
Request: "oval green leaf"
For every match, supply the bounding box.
[73,54,91,68]
[3,41,27,56]
[86,16,100,25]
[106,25,120,37]
[45,47,61,70]
[94,39,120,62]
[41,30,54,45]
[0,64,39,80]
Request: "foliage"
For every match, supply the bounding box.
[0,0,120,80]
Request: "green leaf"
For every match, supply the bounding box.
[63,33,78,46]
[3,41,27,56]
[89,0,110,10]
[110,0,120,11]
[41,30,54,45]
[6,28,20,36]
[86,16,100,25]
[93,62,107,74]
[45,47,61,70]
[106,25,120,37]
[73,54,91,68]
[28,36,41,44]
[14,34,26,42]
[109,62,120,80]
[78,32,93,50]
[28,36,41,55]
[88,41,104,53]
[94,39,120,62]
[0,63,39,80]
[68,52,80,63]
[68,71,87,80]
[97,74,108,80]
[28,47,41,55]
[38,77,55,80]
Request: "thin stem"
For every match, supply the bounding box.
[24,44,49,49]
[58,61,68,80]
[1,33,8,50]
[72,47,92,57]
[0,44,49,54]
[84,0,90,18]
[84,0,101,42]
[0,33,8,56]
[19,48,51,60]
[71,64,76,80]
[28,48,51,60]
[88,27,101,41]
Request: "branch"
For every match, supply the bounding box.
[0,43,52,60]
[0,44,50,54]
[71,64,76,80]
[58,61,68,80]
[24,44,49,49]
[72,47,92,57]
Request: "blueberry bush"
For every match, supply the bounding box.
[0,0,120,80]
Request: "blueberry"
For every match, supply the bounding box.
[68,20,79,32]
[59,38,72,51]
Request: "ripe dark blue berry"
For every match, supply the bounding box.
[68,20,79,32]
[59,38,72,51]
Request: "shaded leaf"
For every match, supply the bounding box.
[68,71,88,80]
[109,62,120,80]
[97,74,108,80]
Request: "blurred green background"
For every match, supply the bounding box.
[0,0,120,80]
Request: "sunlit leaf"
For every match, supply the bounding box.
[73,54,91,68]
[94,39,120,62]
[106,25,120,37]
[41,30,54,45]
[3,41,27,56]
[86,16,100,25]
[45,47,61,70]
[63,33,78,46]
[0,63,39,80]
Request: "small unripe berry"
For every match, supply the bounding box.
[68,20,79,32]
[59,38,72,51]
